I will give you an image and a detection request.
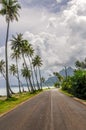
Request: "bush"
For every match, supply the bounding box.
[54,82,60,88]
[71,70,86,99]
[61,77,72,93]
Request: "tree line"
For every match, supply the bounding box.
[54,58,86,99]
[0,0,43,98]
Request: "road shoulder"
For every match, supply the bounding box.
[59,89,86,106]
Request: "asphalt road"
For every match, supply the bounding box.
[0,89,86,130]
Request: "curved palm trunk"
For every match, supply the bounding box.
[5,21,11,98]
[16,58,21,93]
[28,76,33,92]
[19,79,24,92]
[26,78,30,92]
[2,72,14,94]
[31,56,40,90]
[15,75,24,92]
[34,66,40,90]
[9,87,14,94]
[38,67,42,90]
[22,54,34,92]
[28,56,35,90]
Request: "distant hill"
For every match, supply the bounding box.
[44,67,74,86]
[44,76,58,86]
[0,67,74,88]
[59,67,74,77]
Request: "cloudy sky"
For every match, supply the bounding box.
[0,0,86,80]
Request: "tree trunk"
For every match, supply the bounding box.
[22,54,34,92]
[28,56,35,90]
[16,58,21,93]
[2,72,14,94]
[19,80,24,92]
[26,78,30,92]
[31,56,40,90]
[34,66,40,90]
[38,67,42,90]
[5,21,11,98]
[15,75,24,92]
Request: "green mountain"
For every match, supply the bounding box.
[45,67,74,86]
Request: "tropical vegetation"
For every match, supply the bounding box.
[0,0,43,99]
[0,0,21,98]
[61,58,86,99]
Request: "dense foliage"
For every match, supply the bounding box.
[62,69,86,99]
[72,70,86,99]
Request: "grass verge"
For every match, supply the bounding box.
[59,89,74,97]
[0,90,42,115]
[59,89,86,103]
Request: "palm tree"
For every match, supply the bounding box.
[75,59,86,70]
[9,64,22,93]
[21,67,31,92]
[11,50,21,93]
[24,42,36,90]
[0,59,14,94]
[53,72,63,87]
[41,77,45,88]
[9,64,17,76]
[0,0,21,98]
[21,40,34,92]
[0,59,6,79]
[11,34,34,92]
[11,33,23,51]
[32,55,43,90]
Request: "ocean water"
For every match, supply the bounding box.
[0,86,51,96]
[0,87,28,96]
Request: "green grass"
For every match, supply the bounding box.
[59,89,74,97]
[59,89,86,102]
[0,90,42,115]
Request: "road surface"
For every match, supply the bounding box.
[0,89,86,130]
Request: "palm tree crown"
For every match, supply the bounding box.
[11,33,23,51]
[0,0,21,22]
[0,59,5,74]
[21,67,31,79]
[27,43,34,57]
[9,64,17,76]
[32,55,42,67]
[0,0,21,98]
[11,49,21,60]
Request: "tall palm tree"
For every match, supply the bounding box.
[21,40,34,92]
[0,0,21,98]
[24,42,36,90]
[11,34,34,92]
[32,55,43,90]
[11,50,21,93]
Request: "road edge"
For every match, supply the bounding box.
[59,89,86,106]
[0,91,44,118]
